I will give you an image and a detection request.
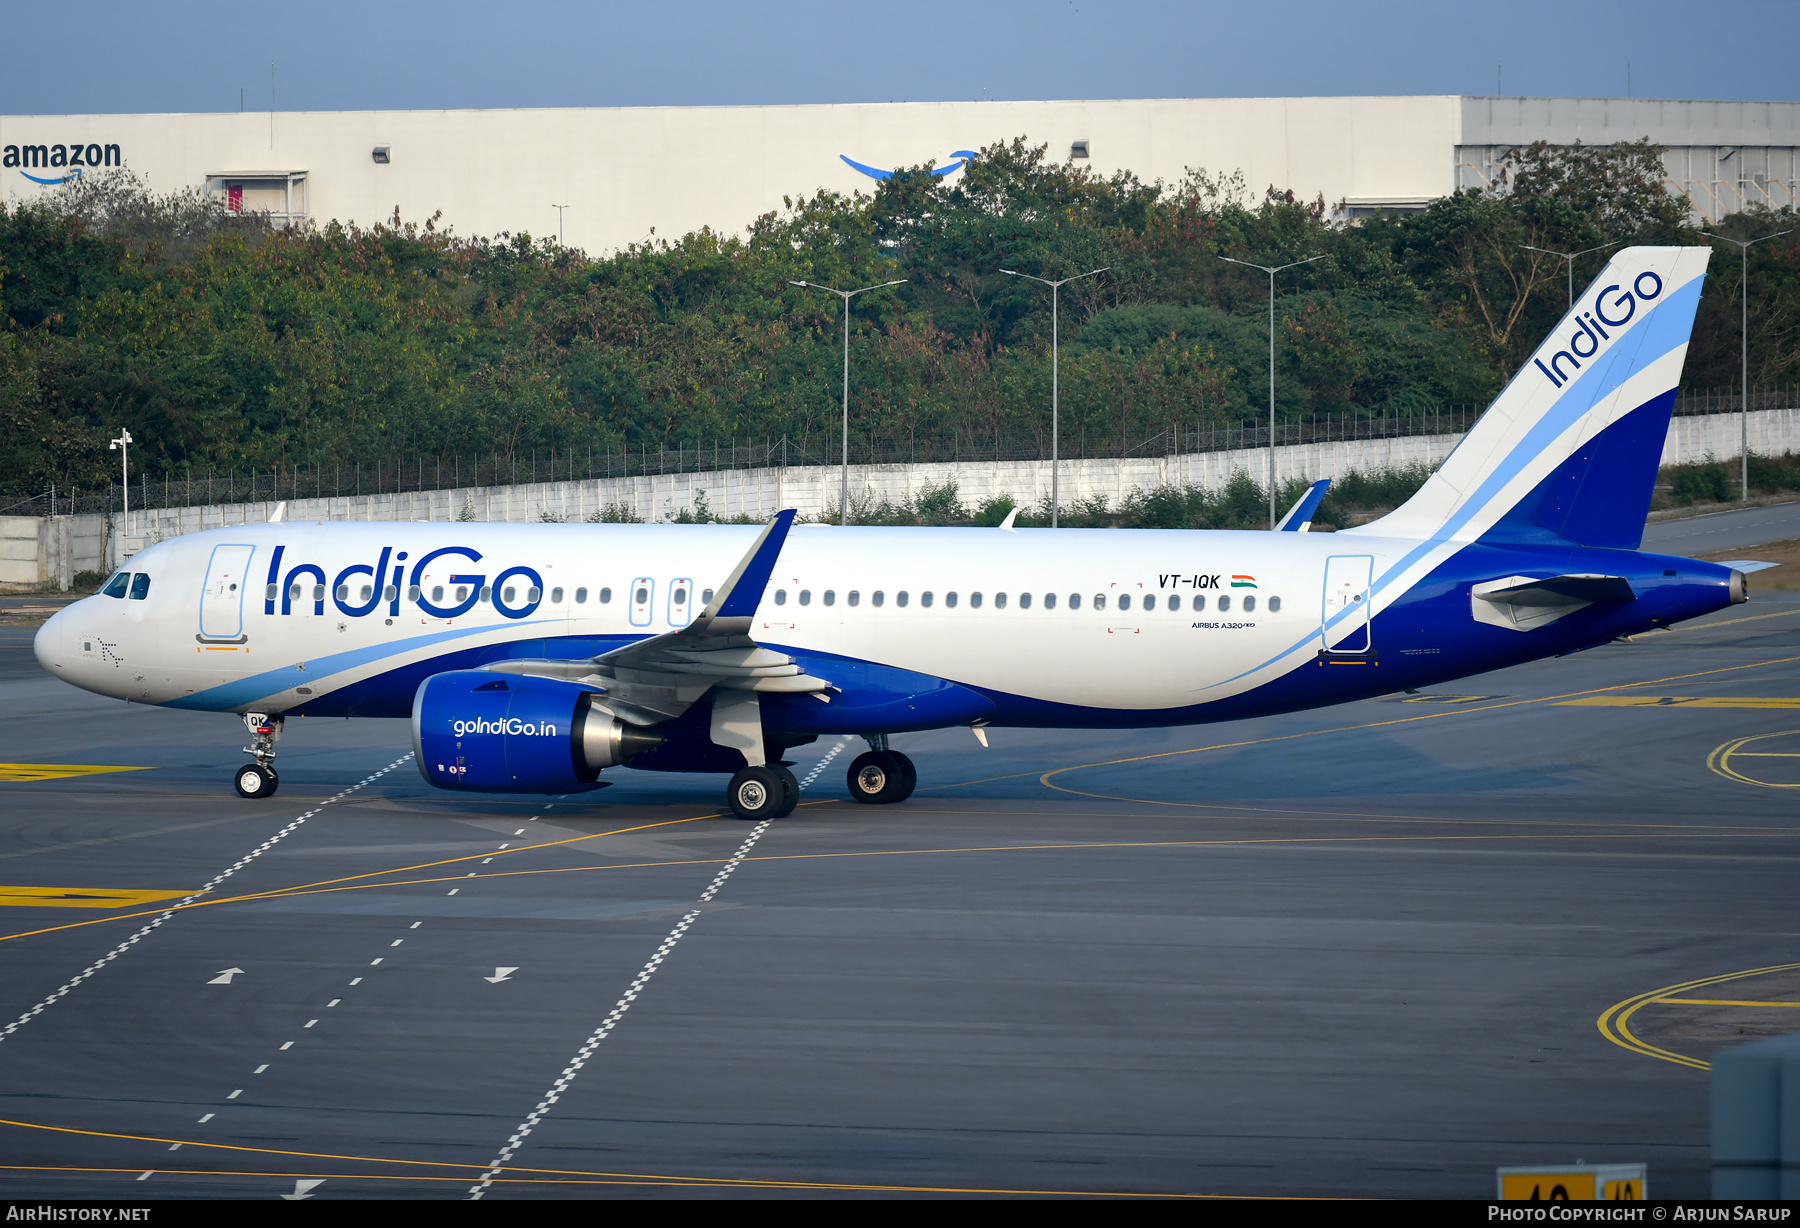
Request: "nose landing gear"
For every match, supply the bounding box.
[234,711,282,799]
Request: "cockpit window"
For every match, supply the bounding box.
[129,573,152,601]
[102,571,130,599]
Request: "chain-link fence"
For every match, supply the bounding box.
[3,391,1791,519]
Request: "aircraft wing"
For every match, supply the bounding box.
[481,509,834,726]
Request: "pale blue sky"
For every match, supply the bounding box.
[3,0,1795,115]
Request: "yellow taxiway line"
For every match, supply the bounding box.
[1598,962,1800,1070]
[0,764,150,782]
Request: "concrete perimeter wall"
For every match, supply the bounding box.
[2,407,1795,588]
[0,515,107,589]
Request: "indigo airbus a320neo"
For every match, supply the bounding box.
[34,247,1745,819]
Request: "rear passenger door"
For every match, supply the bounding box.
[1321,555,1373,654]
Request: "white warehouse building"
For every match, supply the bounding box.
[2,95,1796,252]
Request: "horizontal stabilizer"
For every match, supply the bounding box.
[1717,560,1780,574]
[1471,573,1635,632]
[1275,479,1331,532]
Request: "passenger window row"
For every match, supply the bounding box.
[765,588,1282,613]
[266,580,572,607]
[249,580,720,614]
[240,573,1281,619]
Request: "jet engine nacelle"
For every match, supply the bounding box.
[411,670,662,793]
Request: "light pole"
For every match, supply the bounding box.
[1703,227,1794,502]
[999,267,1108,528]
[108,428,133,549]
[551,203,567,246]
[1518,241,1622,309]
[790,278,906,525]
[1218,254,1324,528]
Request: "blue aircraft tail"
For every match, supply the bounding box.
[1355,246,1711,550]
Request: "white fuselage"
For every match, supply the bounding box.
[35,522,1405,717]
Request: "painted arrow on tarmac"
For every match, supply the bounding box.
[281,1179,324,1200]
[484,967,518,984]
[208,967,246,985]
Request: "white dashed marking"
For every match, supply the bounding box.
[0,756,413,1046]
[469,815,780,1197]
[467,742,847,1199]
[796,737,852,791]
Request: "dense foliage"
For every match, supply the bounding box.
[3,138,1796,497]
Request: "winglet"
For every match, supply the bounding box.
[696,509,797,630]
[1274,480,1330,532]
[998,507,1019,531]
[268,501,286,523]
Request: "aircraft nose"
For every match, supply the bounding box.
[33,606,67,675]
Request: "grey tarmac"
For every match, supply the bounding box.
[0,588,1795,1198]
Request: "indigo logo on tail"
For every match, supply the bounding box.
[840,151,977,181]
[1534,271,1664,389]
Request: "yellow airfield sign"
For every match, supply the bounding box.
[1496,1163,1645,1200]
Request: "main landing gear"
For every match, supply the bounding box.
[846,734,916,806]
[234,712,281,799]
[724,735,915,819]
[726,763,799,820]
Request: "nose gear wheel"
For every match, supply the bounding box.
[234,763,278,799]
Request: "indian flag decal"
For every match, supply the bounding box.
[1230,575,1256,588]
